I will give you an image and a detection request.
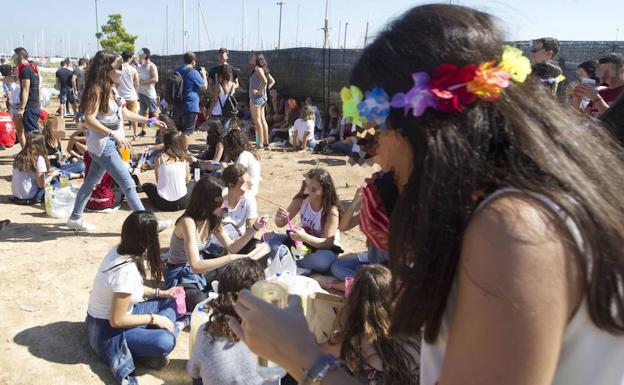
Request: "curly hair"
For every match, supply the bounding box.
[222,128,257,161]
[204,259,265,342]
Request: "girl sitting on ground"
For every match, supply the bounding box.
[204,164,260,257]
[163,176,269,311]
[86,211,188,385]
[323,265,420,385]
[42,118,85,179]
[187,258,277,385]
[268,168,342,274]
[222,128,261,196]
[11,132,54,203]
[293,105,317,152]
[141,125,195,212]
[66,117,87,162]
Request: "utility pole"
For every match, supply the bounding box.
[343,22,349,50]
[257,8,261,49]
[242,0,245,51]
[95,0,100,49]
[182,0,186,52]
[166,5,169,54]
[276,1,286,49]
[296,2,300,47]
[198,0,201,51]
[322,0,329,49]
[338,21,341,49]
[364,21,369,47]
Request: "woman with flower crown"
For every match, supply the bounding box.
[225,4,624,385]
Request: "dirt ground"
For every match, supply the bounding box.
[0,113,370,384]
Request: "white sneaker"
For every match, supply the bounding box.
[157,219,172,232]
[67,217,96,232]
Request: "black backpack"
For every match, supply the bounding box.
[165,67,192,105]
[218,85,239,118]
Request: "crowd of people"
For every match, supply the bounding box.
[1,3,624,385]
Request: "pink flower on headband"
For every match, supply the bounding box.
[429,64,478,113]
[390,72,437,117]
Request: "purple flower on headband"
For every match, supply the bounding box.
[357,87,390,126]
[390,72,437,117]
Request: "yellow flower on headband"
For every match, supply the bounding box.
[499,45,531,83]
[554,74,566,84]
[467,61,510,101]
[341,86,367,127]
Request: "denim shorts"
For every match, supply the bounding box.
[250,94,268,107]
[139,94,158,115]
[59,89,75,104]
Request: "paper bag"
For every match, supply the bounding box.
[48,115,66,139]
[305,292,345,344]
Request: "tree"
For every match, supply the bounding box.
[98,14,138,53]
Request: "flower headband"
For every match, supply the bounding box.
[341,45,532,131]
[540,74,566,85]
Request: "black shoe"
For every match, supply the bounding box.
[137,130,147,137]
[0,219,10,231]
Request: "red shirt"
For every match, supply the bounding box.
[0,112,16,147]
[588,84,624,117]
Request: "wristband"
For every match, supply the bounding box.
[148,313,154,325]
[252,223,260,231]
[301,354,344,385]
[155,288,160,299]
[107,130,115,139]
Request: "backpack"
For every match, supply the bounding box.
[165,67,192,105]
[0,112,15,147]
[218,84,239,118]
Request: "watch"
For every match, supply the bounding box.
[301,354,344,385]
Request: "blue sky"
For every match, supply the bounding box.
[1,0,622,57]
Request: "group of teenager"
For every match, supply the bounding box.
[4,3,624,385]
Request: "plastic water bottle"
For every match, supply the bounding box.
[251,281,288,381]
[189,294,217,359]
[194,167,201,182]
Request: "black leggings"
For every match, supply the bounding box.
[142,181,195,211]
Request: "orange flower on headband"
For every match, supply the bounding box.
[466,61,510,101]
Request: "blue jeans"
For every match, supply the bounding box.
[22,105,41,133]
[331,255,361,281]
[126,299,178,357]
[331,141,353,155]
[71,139,144,218]
[268,233,337,274]
[54,161,85,177]
[306,138,318,151]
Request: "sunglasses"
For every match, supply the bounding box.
[531,47,543,53]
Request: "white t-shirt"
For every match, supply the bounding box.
[300,199,341,245]
[11,155,47,199]
[236,151,261,196]
[117,63,138,101]
[87,246,144,320]
[157,157,188,201]
[223,192,258,235]
[8,82,20,106]
[294,118,315,143]
[137,62,157,99]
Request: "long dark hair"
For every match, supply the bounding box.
[222,128,257,161]
[160,118,187,162]
[177,176,223,233]
[80,50,121,115]
[253,52,270,75]
[329,265,419,384]
[350,4,624,342]
[14,133,50,173]
[116,211,163,283]
[294,168,342,229]
[204,259,264,342]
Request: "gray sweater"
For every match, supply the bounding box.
[188,330,279,385]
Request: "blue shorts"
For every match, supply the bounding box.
[22,106,41,133]
[173,105,198,136]
[139,94,158,116]
[59,89,75,104]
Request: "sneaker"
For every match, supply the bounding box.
[157,219,172,232]
[137,130,147,137]
[67,217,96,232]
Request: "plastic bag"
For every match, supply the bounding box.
[41,88,51,108]
[265,244,298,278]
[46,185,77,219]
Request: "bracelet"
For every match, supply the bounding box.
[252,223,260,231]
[148,313,154,325]
[155,288,160,299]
[301,354,344,385]
[107,130,115,139]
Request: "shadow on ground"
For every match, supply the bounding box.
[0,222,117,242]
[14,321,192,385]
[297,158,347,167]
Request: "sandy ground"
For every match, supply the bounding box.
[0,114,369,385]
